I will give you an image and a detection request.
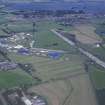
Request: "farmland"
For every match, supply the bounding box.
[70,24,102,45]
[89,64,105,89]
[9,53,84,81]
[28,80,72,105]
[28,73,97,105]
[88,64,105,105]
[6,20,75,51]
[0,5,103,105]
[2,17,99,105]
[29,75,97,105]
[0,69,35,88]
[6,51,97,105]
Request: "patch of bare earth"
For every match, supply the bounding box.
[70,24,102,44]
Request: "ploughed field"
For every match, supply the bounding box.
[70,24,102,45]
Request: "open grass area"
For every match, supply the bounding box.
[0,69,35,88]
[89,64,105,89]
[79,42,105,62]
[27,58,97,105]
[0,10,98,105]
[9,53,85,81]
[28,72,97,105]
[90,46,105,61]
[0,16,9,25]
[6,20,75,50]
[33,21,74,50]
[0,28,8,36]
[7,21,33,32]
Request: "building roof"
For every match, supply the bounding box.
[22,97,32,105]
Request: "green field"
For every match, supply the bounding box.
[0,16,9,25]
[7,21,33,32]
[6,20,75,51]
[33,21,74,50]
[6,20,73,33]
[0,69,35,88]
[87,46,105,61]
[89,64,105,89]
[9,53,84,81]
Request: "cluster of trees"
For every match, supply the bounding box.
[11,9,85,18]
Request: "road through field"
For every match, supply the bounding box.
[51,29,105,69]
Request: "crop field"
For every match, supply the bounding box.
[89,64,105,89]
[70,24,102,44]
[68,74,97,105]
[0,15,9,25]
[8,52,97,105]
[0,10,99,105]
[0,29,8,36]
[9,53,85,81]
[6,20,74,50]
[28,80,72,105]
[6,20,73,33]
[6,21,33,32]
[33,21,74,50]
[0,69,35,88]
[28,70,97,105]
[88,46,105,61]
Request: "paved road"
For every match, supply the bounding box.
[51,29,105,69]
[31,47,65,53]
[51,29,75,46]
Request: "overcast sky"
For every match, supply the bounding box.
[1,0,105,3]
[34,0,105,1]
